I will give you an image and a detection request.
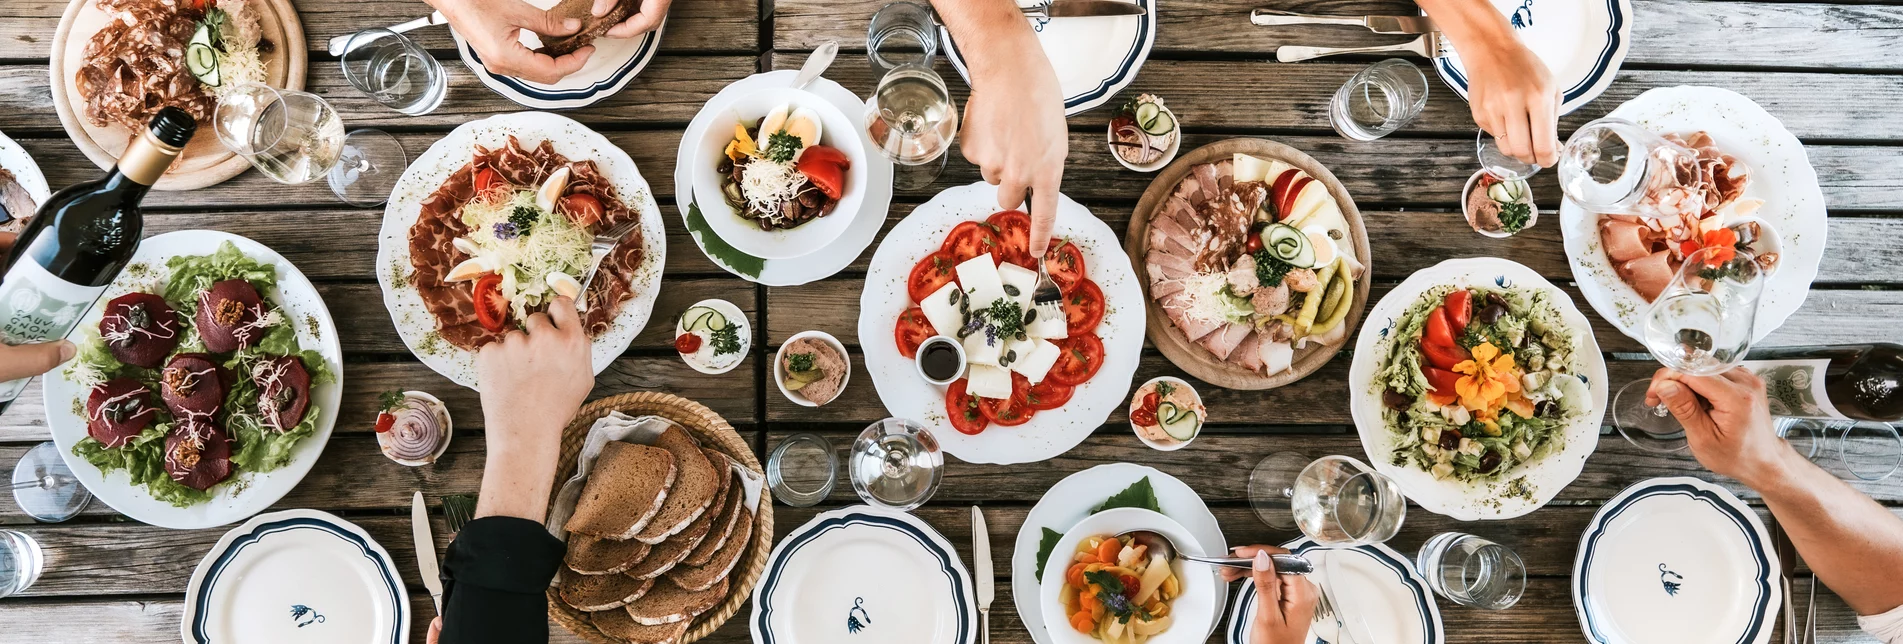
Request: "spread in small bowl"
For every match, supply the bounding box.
[776,330,850,406]
[375,391,452,466]
[1129,377,1204,450]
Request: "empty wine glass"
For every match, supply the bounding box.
[849,417,943,510]
[340,28,448,116]
[865,63,959,190]
[1613,246,1766,452]
[1557,118,1709,220]
[1464,131,1541,238]
[214,82,408,207]
[1249,453,1405,546]
[10,441,89,523]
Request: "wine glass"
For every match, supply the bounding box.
[1464,131,1541,237]
[864,63,959,191]
[1613,246,1766,451]
[10,441,89,523]
[849,417,943,510]
[1249,453,1405,546]
[1557,117,1708,220]
[213,82,408,207]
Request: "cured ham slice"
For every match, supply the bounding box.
[164,420,233,491]
[1160,292,1220,342]
[1199,323,1251,361]
[86,379,159,448]
[1232,331,1265,372]
[252,356,312,433]
[1146,251,1195,278]
[99,293,180,369]
[1618,250,1677,302]
[160,354,228,420]
[1600,219,1654,263]
[194,280,266,353]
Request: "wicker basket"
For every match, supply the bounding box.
[546,392,774,644]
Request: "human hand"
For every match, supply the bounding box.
[428,0,594,84]
[1218,546,1317,644]
[960,40,1067,256]
[1463,38,1560,167]
[426,617,441,644]
[0,339,75,383]
[1646,367,1793,486]
[473,296,594,520]
[591,0,672,39]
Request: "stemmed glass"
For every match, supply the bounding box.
[1557,117,1709,220]
[1464,131,1541,237]
[1249,453,1405,644]
[10,441,90,523]
[849,417,943,511]
[865,2,957,190]
[1612,246,1766,451]
[213,83,408,207]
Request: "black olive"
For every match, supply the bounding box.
[1382,389,1412,411]
[1004,285,1020,297]
[1478,450,1504,472]
[1477,304,1508,325]
[1487,293,1508,309]
[948,290,961,305]
[1437,428,1463,451]
[1016,332,1027,341]
[1535,400,1558,417]
[1024,308,1038,323]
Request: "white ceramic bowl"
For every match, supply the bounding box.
[691,86,869,260]
[676,298,750,375]
[913,335,967,386]
[1129,376,1203,452]
[1040,508,1223,644]
[773,330,851,407]
[379,390,453,467]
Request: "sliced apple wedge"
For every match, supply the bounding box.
[1286,179,1333,229]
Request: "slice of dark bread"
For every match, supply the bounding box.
[681,468,743,567]
[537,0,637,57]
[565,442,676,540]
[559,569,655,612]
[633,427,718,544]
[666,506,752,592]
[591,606,690,644]
[626,577,729,626]
[625,484,719,580]
[567,533,654,576]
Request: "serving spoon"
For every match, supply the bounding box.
[1118,529,1314,575]
[791,40,839,90]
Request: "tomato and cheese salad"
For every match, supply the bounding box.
[892,211,1108,435]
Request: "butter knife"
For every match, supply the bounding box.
[412,491,445,614]
[327,12,449,57]
[1024,0,1148,18]
[971,506,993,644]
[1276,32,1452,63]
[1250,9,1435,35]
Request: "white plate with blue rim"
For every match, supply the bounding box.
[1013,463,1227,644]
[452,19,665,109]
[1574,477,1779,644]
[1227,538,1443,644]
[181,509,408,644]
[751,504,976,644]
[942,0,1155,116]
[1432,0,1631,115]
[0,126,51,208]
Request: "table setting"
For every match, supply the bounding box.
[1,0,1901,643]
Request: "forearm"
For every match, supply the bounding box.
[928,0,1043,90]
[1749,449,1903,615]
[474,417,564,523]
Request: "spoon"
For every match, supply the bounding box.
[792,40,840,90]
[1118,529,1313,575]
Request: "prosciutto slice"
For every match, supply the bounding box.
[86,378,159,448]
[1618,250,1678,302]
[1600,218,1654,264]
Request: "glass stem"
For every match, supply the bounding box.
[1651,403,1671,417]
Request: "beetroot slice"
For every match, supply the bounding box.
[193,279,265,353]
[253,356,311,433]
[159,354,227,419]
[85,378,159,448]
[98,293,181,369]
[163,420,232,491]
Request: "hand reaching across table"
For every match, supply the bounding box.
[590,0,672,39]
[0,338,74,384]
[1416,0,1560,167]
[1219,546,1318,644]
[425,0,595,84]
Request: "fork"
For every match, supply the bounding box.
[440,494,477,534]
[1275,31,1453,63]
[1028,197,1067,329]
[575,220,639,312]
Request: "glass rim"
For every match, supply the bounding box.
[768,433,837,494]
[1835,420,1903,481]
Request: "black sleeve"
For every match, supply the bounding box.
[439,516,566,644]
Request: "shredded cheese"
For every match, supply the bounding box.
[1159,272,1237,326]
[250,358,295,433]
[100,307,177,346]
[86,386,151,424]
[738,158,808,225]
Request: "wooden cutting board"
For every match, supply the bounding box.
[48,0,307,191]
[1123,138,1374,391]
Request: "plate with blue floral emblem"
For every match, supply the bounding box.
[181,509,408,644]
[1574,477,1778,644]
[751,505,975,644]
[1432,0,1631,114]
[1227,538,1442,644]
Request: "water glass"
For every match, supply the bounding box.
[11,441,90,523]
[766,433,837,507]
[867,1,939,74]
[1416,532,1526,610]
[1779,419,1903,482]
[849,417,943,511]
[0,530,43,599]
[214,82,408,206]
[1329,59,1428,142]
[1477,131,1541,181]
[1557,117,1708,219]
[340,28,448,116]
[865,63,959,190]
[1249,453,1405,546]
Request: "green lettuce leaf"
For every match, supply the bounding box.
[1035,527,1063,579]
[72,424,214,508]
[222,349,332,473]
[162,241,279,315]
[1093,477,1161,514]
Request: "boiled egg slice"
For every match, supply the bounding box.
[445,257,490,283]
[783,107,823,150]
[546,272,582,300]
[1302,225,1338,268]
[452,237,481,256]
[759,104,792,139]
[534,166,571,213]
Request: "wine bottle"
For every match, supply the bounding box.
[1743,343,1903,422]
[0,107,196,413]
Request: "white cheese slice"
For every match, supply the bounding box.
[1010,338,1062,385]
[964,328,1004,366]
[919,282,965,338]
[955,254,1008,310]
[997,262,1038,311]
[966,364,1013,400]
[1024,306,1069,340]
[1233,153,1274,183]
[998,336,1036,371]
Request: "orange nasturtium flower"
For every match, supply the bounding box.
[1700,227,1739,266]
[1452,342,1521,413]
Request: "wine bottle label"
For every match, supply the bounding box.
[0,259,106,402]
[1742,358,1849,420]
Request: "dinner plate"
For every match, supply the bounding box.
[453,19,663,110]
[857,181,1144,465]
[942,0,1154,115]
[375,111,666,390]
[181,509,408,644]
[1559,86,1825,344]
[1433,0,1630,115]
[676,70,895,286]
[1013,463,1227,644]
[0,128,51,205]
[1348,257,1608,521]
[1227,538,1443,644]
[1574,477,1778,644]
[41,230,342,530]
[751,505,975,644]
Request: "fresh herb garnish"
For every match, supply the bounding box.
[1252,249,1295,286]
[1497,201,1532,233]
[1083,570,1148,623]
[986,298,1024,339]
[787,352,815,373]
[710,325,742,356]
[1093,477,1162,514]
[1156,381,1175,398]
[378,390,406,413]
[763,131,803,164]
[508,205,539,236]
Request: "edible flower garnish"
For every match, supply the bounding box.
[1701,227,1739,265]
[1453,342,1521,414]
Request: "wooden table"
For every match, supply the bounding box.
[2,0,1900,641]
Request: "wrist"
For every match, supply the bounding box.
[1730,443,1801,491]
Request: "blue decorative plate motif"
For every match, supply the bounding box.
[941,0,1156,115]
[183,510,408,644]
[752,506,976,644]
[1434,0,1631,115]
[455,25,665,109]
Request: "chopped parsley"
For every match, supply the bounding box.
[762,132,803,164]
[378,390,406,413]
[1497,201,1532,233]
[709,325,742,356]
[986,298,1024,339]
[508,205,539,236]
[1155,381,1175,398]
[787,352,815,373]
[1252,249,1295,286]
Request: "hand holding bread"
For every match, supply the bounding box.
[474,296,596,523]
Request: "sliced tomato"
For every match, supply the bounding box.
[1423,306,1457,351]
[1043,240,1087,290]
[945,379,988,435]
[1444,290,1473,331]
[1129,391,1159,426]
[907,250,958,304]
[895,306,935,359]
[1422,339,1472,372]
[986,210,1035,268]
[942,221,1000,265]
[796,145,850,199]
[979,373,1036,426]
[559,193,603,228]
[473,273,509,332]
[1064,278,1107,336]
[1424,366,1463,405]
[473,168,505,195]
[674,333,702,354]
[1026,378,1075,411]
[1048,334,1104,386]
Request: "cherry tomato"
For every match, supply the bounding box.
[979,373,1036,426]
[1043,240,1087,290]
[1048,334,1104,386]
[1444,290,1473,331]
[906,250,958,304]
[942,221,1000,265]
[894,306,935,359]
[1064,279,1107,336]
[1129,391,1160,427]
[472,273,509,332]
[1026,378,1075,411]
[473,168,505,195]
[674,333,702,354]
[985,210,1036,268]
[559,193,603,228]
[1424,367,1464,405]
[373,412,396,433]
[945,379,988,435]
[795,145,850,200]
[1119,573,1143,599]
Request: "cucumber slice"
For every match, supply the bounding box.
[1158,404,1201,441]
[1134,102,1159,127]
[190,23,214,48]
[1486,181,1514,203]
[187,42,220,87]
[1140,108,1175,136]
[682,306,725,332]
[1261,223,1316,268]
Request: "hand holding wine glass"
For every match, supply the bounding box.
[1646,367,1793,487]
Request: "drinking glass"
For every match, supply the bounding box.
[1249,453,1405,547]
[1464,131,1541,238]
[865,63,959,190]
[1557,118,1709,219]
[849,417,943,510]
[1613,247,1766,452]
[0,529,43,599]
[10,442,90,523]
[214,83,408,207]
[1415,532,1526,610]
[767,433,837,507]
[340,28,448,116]
[1328,59,1428,142]
[1779,419,1903,482]
[866,1,938,74]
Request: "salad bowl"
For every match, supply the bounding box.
[689,85,868,260]
[1039,508,1223,644]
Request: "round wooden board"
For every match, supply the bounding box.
[1124,138,1374,391]
[48,0,307,191]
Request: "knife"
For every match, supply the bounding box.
[413,491,445,615]
[1023,0,1148,18]
[971,506,993,644]
[1773,521,1797,644]
[1250,9,1436,35]
[327,12,449,57]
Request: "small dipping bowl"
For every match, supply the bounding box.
[913,335,967,386]
[378,391,452,467]
[774,330,851,407]
[1727,215,1783,277]
[676,298,751,375]
[1129,376,1205,451]
[1462,169,1538,239]
[1107,103,1182,173]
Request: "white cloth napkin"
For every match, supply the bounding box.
[1862,602,1903,644]
[545,411,765,541]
